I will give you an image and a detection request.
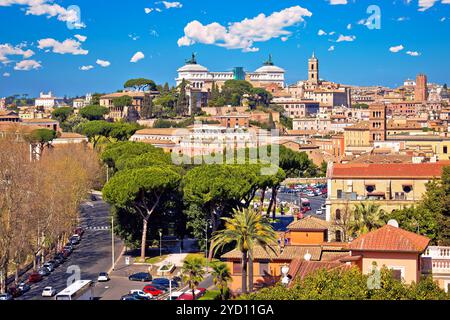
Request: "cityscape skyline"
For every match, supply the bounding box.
[1,0,450,97]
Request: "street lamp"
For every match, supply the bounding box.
[281,264,290,287]
[205,219,212,272]
[159,229,163,257]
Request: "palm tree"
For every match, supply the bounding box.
[349,202,386,238]
[211,262,232,300]
[181,257,205,300]
[211,208,277,294]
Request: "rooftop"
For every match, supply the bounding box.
[348,225,430,253]
[331,161,450,179]
[287,216,329,231]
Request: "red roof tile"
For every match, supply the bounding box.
[331,161,450,179]
[348,225,430,253]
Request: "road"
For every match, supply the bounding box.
[18,198,123,300]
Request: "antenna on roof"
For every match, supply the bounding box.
[387,219,399,228]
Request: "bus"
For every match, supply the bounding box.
[300,198,311,212]
[55,280,94,300]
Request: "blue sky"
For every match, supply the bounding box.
[0,0,449,97]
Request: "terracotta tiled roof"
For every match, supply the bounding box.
[57,132,87,139]
[344,121,369,130]
[287,216,329,231]
[348,225,430,253]
[221,245,322,261]
[134,128,184,136]
[288,259,351,282]
[331,161,450,179]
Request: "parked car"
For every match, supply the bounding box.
[169,291,184,300]
[17,282,31,294]
[48,259,60,268]
[143,285,163,297]
[120,294,141,301]
[27,272,43,284]
[97,272,110,282]
[42,287,56,297]
[177,288,207,300]
[74,227,84,238]
[0,293,13,301]
[53,255,65,265]
[61,249,71,258]
[315,209,323,215]
[7,287,22,298]
[130,290,153,299]
[38,267,50,276]
[43,262,55,272]
[152,278,179,288]
[128,272,152,282]
[69,237,80,246]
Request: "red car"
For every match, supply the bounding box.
[177,288,207,300]
[74,227,84,237]
[143,285,163,297]
[28,272,43,284]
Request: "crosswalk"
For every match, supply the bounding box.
[85,226,110,231]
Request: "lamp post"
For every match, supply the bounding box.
[159,229,163,257]
[205,219,212,272]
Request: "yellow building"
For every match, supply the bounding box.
[326,161,450,241]
[343,122,371,155]
[387,135,450,161]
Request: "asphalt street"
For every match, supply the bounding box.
[18,199,123,300]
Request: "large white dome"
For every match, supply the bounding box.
[177,63,209,72]
[255,65,285,73]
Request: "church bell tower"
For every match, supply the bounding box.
[308,52,319,84]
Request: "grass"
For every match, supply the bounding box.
[199,290,221,300]
[185,253,220,266]
[134,255,169,264]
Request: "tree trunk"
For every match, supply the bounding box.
[141,218,149,261]
[272,187,278,220]
[248,255,254,293]
[15,262,19,285]
[241,251,248,294]
[259,187,266,214]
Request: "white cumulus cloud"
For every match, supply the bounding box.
[96,59,111,67]
[74,34,87,42]
[336,34,356,42]
[38,38,88,55]
[130,51,145,63]
[14,59,42,71]
[0,43,35,64]
[3,72,10,77]
[389,45,404,53]
[418,0,450,11]
[0,0,85,27]
[329,0,348,4]
[328,45,335,51]
[318,29,327,36]
[80,65,94,71]
[177,6,312,52]
[161,1,182,9]
[406,51,421,56]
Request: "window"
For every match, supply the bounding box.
[335,209,341,221]
[366,185,376,193]
[389,267,404,281]
[402,185,413,193]
[259,262,270,276]
[335,230,342,242]
[337,190,343,199]
[444,146,448,154]
[233,262,242,275]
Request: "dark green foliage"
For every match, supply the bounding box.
[79,105,109,121]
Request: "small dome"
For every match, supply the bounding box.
[255,65,285,73]
[177,63,209,72]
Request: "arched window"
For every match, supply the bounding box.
[335,209,341,221]
[335,230,342,242]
